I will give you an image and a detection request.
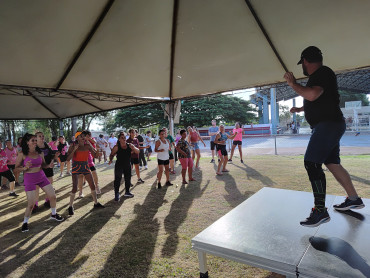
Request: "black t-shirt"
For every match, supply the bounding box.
[304,66,343,127]
[136,135,144,145]
[116,144,131,166]
[39,143,53,164]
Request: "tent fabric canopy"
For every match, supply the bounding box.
[1,0,370,119]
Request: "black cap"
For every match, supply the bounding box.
[297,46,323,65]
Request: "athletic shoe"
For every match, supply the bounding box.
[77,193,84,199]
[333,197,365,211]
[21,223,29,232]
[9,192,19,197]
[124,192,134,198]
[138,178,145,183]
[32,204,39,213]
[210,159,215,163]
[130,183,134,187]
[96,186,101,194]
[144,166,148,170]
[68,206,74,215]
[44,200,51,208]
[50,213,64,222]
[158,182,162,189]
[300,207,330,227]
[241,160,244,164]
[59,173,64,178]
[15,182,21,187]
[228,159,232,162]
[114,192,120,201]
[170,170,176,174]
[94,202,105,209]
[68,171,72,175]
[139,166,142,170]
[165,181,173,186]
[182,180,188,184]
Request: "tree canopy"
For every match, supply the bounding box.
[339,90,369,107]
[106,95,257,132]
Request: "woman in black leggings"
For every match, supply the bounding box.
[109,132,139,201]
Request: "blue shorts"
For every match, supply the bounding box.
[304,120,345,165]
[191,142,199,150]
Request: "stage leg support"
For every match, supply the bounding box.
[198,251,208,278]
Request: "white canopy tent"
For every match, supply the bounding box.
[1,0,370,119]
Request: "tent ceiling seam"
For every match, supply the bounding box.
[26,90,61,119]
[55,0,115,91]
[244,0,289,73]
[168,0,179,100]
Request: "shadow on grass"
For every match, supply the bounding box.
[161,170,209,258]
[99,183,168,277]
[233,163,276,187]
[17,197,125,278]
[350,175,370,186]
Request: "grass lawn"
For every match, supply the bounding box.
[1,155,369,278]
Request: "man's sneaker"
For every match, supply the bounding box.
[50,213,64,222]
[124,192,134,198]
[59,173,64,178]
[114,192,120,201]
[94,202,105,209]
[130,183,134,187]
[77,194,84,199]
[228,159,232,162]
[300,207,330,227]
[68,206,74,215]
[333,197,365,211]
[165,181,173,186]
[210,159,215,163]
[21,222,29,232]
[138,178,145,183]
[139,166,142,170]
[44,200,51,208]
[9,192,19,197]
[158,182,162,189]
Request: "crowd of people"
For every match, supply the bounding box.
[0,120,247,233]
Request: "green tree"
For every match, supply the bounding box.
[339,90,369,107]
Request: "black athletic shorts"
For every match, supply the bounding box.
[0,170,15,182]
[169,153,174,160]
[157,159,169,166]
[43,168,54,178]
[147,146,152,153]
[217,145,228,157]
[210,141,216,150]
[90,166,96,171]
[59,155,68,163]
[131,157,139,165]
[7,164,15,170]
[233,140,242,146]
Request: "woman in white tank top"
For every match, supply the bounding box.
[155,129,173,189]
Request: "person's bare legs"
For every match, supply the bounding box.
[326,163,358,198]
[77,175,84,197]
[164,164,170,182]
[229,144,236,160]
[181,168,187,183]
[195,149,201,168]
[157,165,164,183]
[60,162,65,175]
[42,184,57,208]
[24,190,37,218]
[222,155,228,171]
[238,144,243,162]
[217,156,223,174]
[9,181,15,193]
[134,164,141,180]
[84,173,98,204]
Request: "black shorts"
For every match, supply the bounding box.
[210,141,216,150]
[90,166,96,171]
[147,146,152,153]
[169,153,174,160]
[131,157,139,165]
[217,145,228,156]
[157,159,169,166]
[233,140,242,146]
[7,164,15,170]
[0,170,15,182]
[43,168,54,178]
[59,155,68,163]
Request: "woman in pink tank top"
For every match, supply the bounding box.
[15,133,64,232]
[229,122,244,164]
